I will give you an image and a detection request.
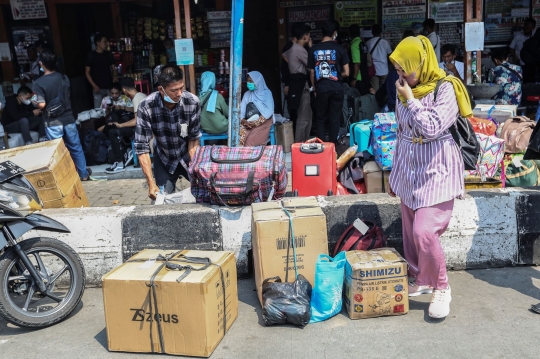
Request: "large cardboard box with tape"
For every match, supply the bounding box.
[102,249,238,357]
[251,197,328,304]
[344,248,409,319]
[0,139,89,208]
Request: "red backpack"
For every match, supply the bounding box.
[332,220,387,256]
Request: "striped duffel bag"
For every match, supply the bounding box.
[189,145,288,206]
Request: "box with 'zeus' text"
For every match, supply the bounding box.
[102,249,238,357]
[344,248,409,319]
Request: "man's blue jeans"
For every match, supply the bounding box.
[46,123,89,179]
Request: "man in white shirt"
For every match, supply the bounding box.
[366,24,393,91]
[423,19,441,62]
[105,77,147,174]
[510,18,536,66]
[439,44,464,82]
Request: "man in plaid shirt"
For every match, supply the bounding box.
[134,65,201,199]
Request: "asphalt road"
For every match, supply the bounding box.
[1,267,540,359]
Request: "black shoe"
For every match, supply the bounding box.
[531,303,540,314]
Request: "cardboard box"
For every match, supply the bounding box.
[0,139,89,208]
[473,104,517,123]
[102,249,238,357]
[344,248,409,319]
[251,197,328,304]
[363,161,390,193]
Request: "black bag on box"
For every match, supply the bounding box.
[261,207,312,327]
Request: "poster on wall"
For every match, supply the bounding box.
[12,27,52,68]
[280,0,334,7]
[484,17,528,43]
[438,22,464,58]
[382,1,426,48]
[428,0,464,23]
[382,0,426,16]
[382,14,426,48]
[334,1,377,28]
[10,0,47,20]
[485,0,529,19]
[287,5,332,42]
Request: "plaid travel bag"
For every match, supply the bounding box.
[189,145,288,206]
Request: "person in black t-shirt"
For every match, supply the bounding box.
[308,20,350,143]
[85,33,117,108]
[1,86,46,145]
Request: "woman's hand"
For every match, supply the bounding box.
[387,181,396,197]
[395,78,414,101]
[240,119,247,126]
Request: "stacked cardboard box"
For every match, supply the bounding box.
[0,139,88,208]
[251,197,329,304]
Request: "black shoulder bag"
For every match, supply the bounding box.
[45,75,67,119]
[434,79,480,171]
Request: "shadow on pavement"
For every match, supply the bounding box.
[94,327,108,350]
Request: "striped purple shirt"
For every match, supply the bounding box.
[389,81,464,210]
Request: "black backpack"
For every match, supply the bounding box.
[434,79,480,171]
[83,130,111,165]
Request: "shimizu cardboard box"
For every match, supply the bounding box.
[102,249,238,357]
[0,139,89,208]
[251,197,328,305]
[344,248,409,319]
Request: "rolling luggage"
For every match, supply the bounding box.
[350,119,373,154]
[189,145,288,206]
[292,138,336,196]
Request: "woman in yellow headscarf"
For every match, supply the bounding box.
[386,35,469,320]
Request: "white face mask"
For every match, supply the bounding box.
[21,98,31,105]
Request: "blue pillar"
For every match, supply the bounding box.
[228,0,244,147]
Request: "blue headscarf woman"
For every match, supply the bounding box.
[199,71,228,134]
[239,71,274,146]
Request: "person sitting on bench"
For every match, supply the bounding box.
[104,78,147,174]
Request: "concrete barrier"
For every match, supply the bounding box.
[17,188,540,286]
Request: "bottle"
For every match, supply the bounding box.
[471,52,478,83]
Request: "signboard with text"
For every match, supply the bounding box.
[10,0,47,20]
[334,1,377,28]
[287,5,332,42]
[428,0,464,23]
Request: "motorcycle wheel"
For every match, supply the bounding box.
[0,237,85,328]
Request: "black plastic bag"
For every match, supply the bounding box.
[261,274,312,327]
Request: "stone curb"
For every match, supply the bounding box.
[21,188,540,286]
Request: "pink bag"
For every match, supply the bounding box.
[189,145,287,206]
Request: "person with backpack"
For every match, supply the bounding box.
[387,35,473,319]
[488,47,523,106]
[366,24,393,91]
[308,20,350,144]
[199,71,228,134]
[33,51,91,181]
[348,24,371,96]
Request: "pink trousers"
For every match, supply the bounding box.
[401,199,454,290]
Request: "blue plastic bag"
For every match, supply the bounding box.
[309,252,347,323]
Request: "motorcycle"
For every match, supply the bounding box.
[0,161,85,328]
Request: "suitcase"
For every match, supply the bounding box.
[370,112,398,170]
[350,119,373,154]
[189,145,288,206]
[358,94,378,122]
[275,121,294,153]
[292,138,337,196]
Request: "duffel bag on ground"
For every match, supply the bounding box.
[189,145,287,206]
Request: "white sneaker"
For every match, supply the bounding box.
[408,282,433,297]
[105,162,125,174]
[429,286,452,318]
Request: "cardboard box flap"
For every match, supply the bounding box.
[0,139,64,173]
[346,248,406,271]
[103,249,233,284]
[252,197,323,222]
